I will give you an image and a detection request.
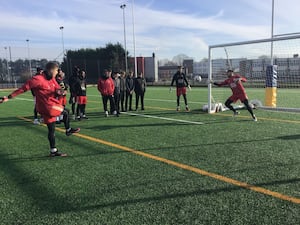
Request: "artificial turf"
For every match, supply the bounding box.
[0,87,299,225]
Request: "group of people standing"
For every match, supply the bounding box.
[97,69,146,117]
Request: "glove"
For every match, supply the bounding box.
[188,85,192,90]
[56,89,64,96]
[59,82,66,90]
[0,96,9,104]
[234,78,241,83]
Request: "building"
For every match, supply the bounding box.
[128,54,158,82]
[183,59,194,76]
[158,65,178,81]
[144,53,158,82]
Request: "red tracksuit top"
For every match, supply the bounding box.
[97,77,115,96]
[11,74,61,115]
[218,74,247,97]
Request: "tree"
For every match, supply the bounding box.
[172,54,192,66]
[61,42,127,83]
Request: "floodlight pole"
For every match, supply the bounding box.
[120,4,128,73]
[26,39,32,76]
[59,26,65,57]
[131,0,138,77]
[270,0,275,65]
[4,47,9,81]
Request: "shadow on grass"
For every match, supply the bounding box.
[0,153,75,214]
[278,134,300,140]
[2,116,300,215]
[65,177,300,213]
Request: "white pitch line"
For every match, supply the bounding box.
[123,112,205,125]
[15,97,34,102]
[88,95,206,104]
[146,98,206,104]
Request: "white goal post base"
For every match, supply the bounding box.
[202,100,262,114]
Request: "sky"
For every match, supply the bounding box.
[0,0,299,61]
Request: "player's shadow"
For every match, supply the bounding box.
[87,122,191,131]
[0,152,75,214]
[62,177,300,213]
[278,134,300,140]
[0,117,30,127]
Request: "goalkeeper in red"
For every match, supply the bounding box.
[213,70,257,122]
[0,62,80,157]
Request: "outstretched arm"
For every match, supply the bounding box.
[9,80,31,98]
[0,81,31,104]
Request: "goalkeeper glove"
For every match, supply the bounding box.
[188,85,192,90]
[0,96,9,104]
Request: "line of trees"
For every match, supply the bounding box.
[61,43,130,83]
[0,59,49,83]
[0,43,129,84]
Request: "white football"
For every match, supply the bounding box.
[194,75,202,83]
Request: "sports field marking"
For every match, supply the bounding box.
[123,112,205,125]
[17,116,300,205]
[88,94,206,104]
[213,113,300,124]
[15,97,34,102]
[145,98,207,105]
[13,97,300,124]
[146,106,174,111]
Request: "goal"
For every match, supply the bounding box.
[206,34,300,114]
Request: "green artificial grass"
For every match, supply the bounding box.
[0,87,299,225]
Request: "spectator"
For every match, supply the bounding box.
[120,71,126,112]
[97,69,117,117]
[135,72,146,111]
[73,70,88,120]
[125,71,135,111]
[69,66,80,119]
[32,67,44,125]
[113,72,121,115]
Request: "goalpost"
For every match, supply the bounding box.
[207,34,300,114]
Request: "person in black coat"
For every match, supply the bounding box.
[135,72,146,110]
[125,71,135,111]
[69,66,80,118]
[119,71,126,112]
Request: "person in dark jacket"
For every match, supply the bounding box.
[32,67,43,125]
[113,72,121,114]
[135,72,146,111]
[125,71,135,111]
[69,66,80,119]
[73,70,88,120]
[120,71,126,112]
[97,69,117,117]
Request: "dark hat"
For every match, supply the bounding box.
[227,69,234,73]
[36,67,43,72]
[104,68,112,72]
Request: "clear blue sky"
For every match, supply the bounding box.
[0,0,299,61]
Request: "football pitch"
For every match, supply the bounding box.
[0,87,299,225]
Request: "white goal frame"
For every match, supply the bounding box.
[208,34,300,114]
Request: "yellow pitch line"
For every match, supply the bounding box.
[17,116,300,205]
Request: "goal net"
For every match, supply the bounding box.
[207,35,300,113]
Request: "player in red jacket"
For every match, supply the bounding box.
[0,62,80,157]
[97,69,117,117]
[213,70,257,121]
